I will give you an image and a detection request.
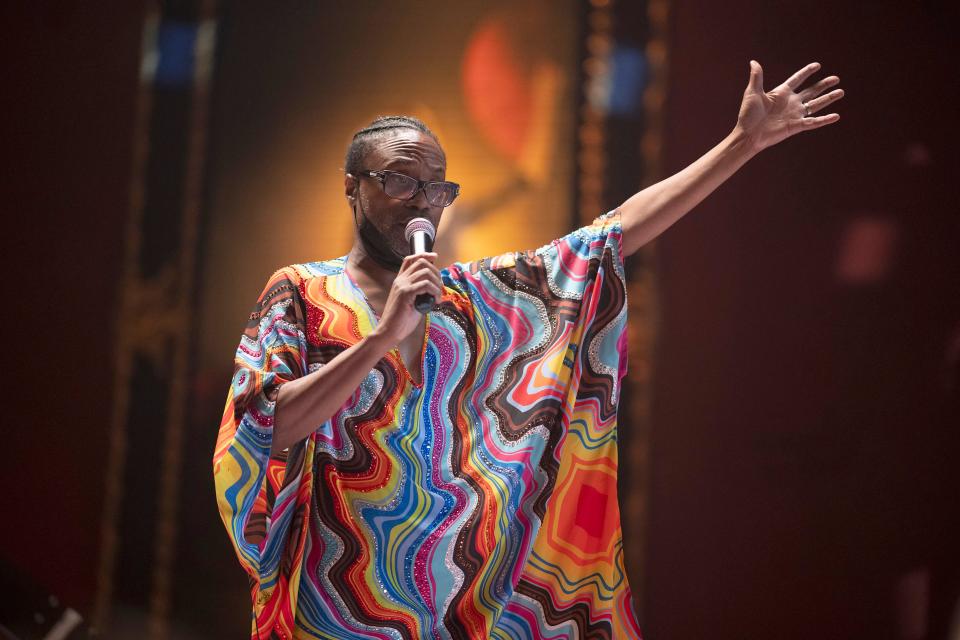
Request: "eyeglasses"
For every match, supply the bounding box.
[355,169,460,208]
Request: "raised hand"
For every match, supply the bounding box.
[736,60,844,153]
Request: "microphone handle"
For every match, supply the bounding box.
[411,233,431,255]
[414,293,434,313]
[411,231,435,312]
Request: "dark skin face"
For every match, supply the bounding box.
[344,129,447,261]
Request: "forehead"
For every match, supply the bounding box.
[368,129,446,174]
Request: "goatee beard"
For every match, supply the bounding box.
[353,200,405,272]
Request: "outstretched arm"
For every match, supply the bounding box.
[620,60,844,256]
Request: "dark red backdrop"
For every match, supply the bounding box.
[646,2,960,638]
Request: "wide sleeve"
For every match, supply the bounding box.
[529,208,626,313]
[442,209,628,427]
[212,265,315,636]
[515,208,628,407]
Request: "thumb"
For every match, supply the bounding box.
[748,59,764,93]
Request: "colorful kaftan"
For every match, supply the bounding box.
[213,210,643,639]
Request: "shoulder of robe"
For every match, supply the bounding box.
[248,259,341,326]
[260,258,347,298]
[275,257,345,283]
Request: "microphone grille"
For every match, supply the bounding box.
[404,217,436,243]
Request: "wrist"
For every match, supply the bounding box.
[729,125,763,158]
[366,327,397,353]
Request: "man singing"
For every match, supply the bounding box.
[214,61,843,639]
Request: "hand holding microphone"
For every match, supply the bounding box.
[370,218,441,346]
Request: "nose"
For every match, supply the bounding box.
[405,185,431,210]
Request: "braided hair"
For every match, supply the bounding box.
[344,115,443,175]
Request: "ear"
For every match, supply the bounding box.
[344,173,358,201]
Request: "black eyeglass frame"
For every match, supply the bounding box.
[355,169,461,208]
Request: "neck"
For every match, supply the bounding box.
[347,240,398,297]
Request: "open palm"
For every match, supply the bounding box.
[737,61,844,153]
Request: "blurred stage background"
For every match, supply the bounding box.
[3,1,959,639]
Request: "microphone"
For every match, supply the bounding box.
[404,217,437,313]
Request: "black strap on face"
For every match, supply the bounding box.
[352,194,405,272]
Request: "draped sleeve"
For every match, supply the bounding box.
[435,209,640,638]
[526,208,628,405]
[442,208,628,421]
[212,265,316,638]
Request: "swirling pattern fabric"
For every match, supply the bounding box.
[213,210,642,639]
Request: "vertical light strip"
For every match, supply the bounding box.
[623,0,670,616]
[578,0,614,226]
[147,5,218,638]
[92,3,160,633]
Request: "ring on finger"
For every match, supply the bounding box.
[802,102,810,117]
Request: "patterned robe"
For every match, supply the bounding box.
[213,210,643,639]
